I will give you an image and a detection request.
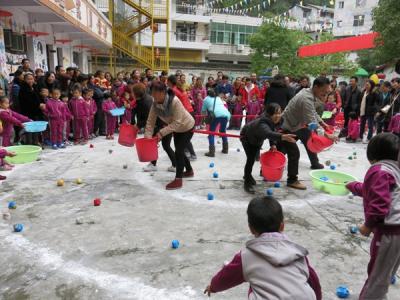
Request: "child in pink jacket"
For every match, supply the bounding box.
[61,94,73,145]
[118,91,136,125]
[0,148,16,177]
[388,113,400,138]
[69,87,89,145]
[0,96,31,147]
[346,133,400,300]
[246,95,261,123]
[41,89,65,149]
[102,92,117,139]
[83,88,97,138]
[205,196,321,300]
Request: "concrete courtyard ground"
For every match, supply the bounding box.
[0,132,399,300]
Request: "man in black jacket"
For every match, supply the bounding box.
[343,76,362,129]
[132,82,153,131]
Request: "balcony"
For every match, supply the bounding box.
[172,32,210,50]
[172,5,211,23]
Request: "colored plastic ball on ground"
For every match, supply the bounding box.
[93,198,101,206]
[348,194,354,199]
[336,286,350,298]
[57,179,65,186]
[90,144,94,148]
[353,152,357,156]
[350,226,358,234]
[8,201,17,209]
[391,276,396,285]
[348,156,353,160]
[236,148,240,152]
[171,239,180,249]
[3,212,11,220]
[75,178,83,184]
[330,165,336,170]
[207,193,214,201]
[266,188,273,196]
[213,172,219,179]
[83,159,88,163]
[13,224,24,232]
[308,122,318,131]
[123,164,128,169]
[325,160,331,167]
[109,149,113,154]
[274,182,281,188]
[209,162,215,168]
[353,156,357,160]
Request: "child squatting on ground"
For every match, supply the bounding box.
[346,133,400,299]
[204,196,322,300]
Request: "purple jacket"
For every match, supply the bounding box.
[347,160,400,233]
[210,232,321,300]
[61,103,73,121]
[43,98,64,120]
[102,99,117,114]
[246,100,261,116]
[69,97,89,120]
[0,109,30,137]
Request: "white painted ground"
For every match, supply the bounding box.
[0,132,399,300]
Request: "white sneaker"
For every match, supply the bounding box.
[167,166,176,173]
[143,163,157,172]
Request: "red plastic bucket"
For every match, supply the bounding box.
[118,124,138,147]
[260,150,286,181]
[307,132,334,153]
[135,137,158,162]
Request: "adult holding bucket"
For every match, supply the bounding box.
[144,81,195,190]
[278,77,337,188]
[240,103,297,194]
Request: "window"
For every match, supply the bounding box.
[337,20,342,28]
[239,33,247,45]
[4,29,26,53]
[210,31,216,43]
[303,10,311,18]
[353,15,365,27]
[338,1,344,8]
[176,23,196,42]
[356,0,366,7]
[217,32,224,43]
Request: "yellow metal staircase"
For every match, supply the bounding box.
[110,0,169,71]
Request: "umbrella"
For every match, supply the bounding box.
[355,68,369,77]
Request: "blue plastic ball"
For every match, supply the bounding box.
[207,193,214,201]
[308,122,318,131]
[266,188,273,196]
[236,148,240,152]
[14,224,24,232]
[171,239,180,249]
[350,226,358,234]
[391,276,396,285]
[213,172,219,179]
[209,162,215,168]
[330,165,336,170]
[320,176,329,182]
[336,286,350,299]
[8,201,17,209]
[274,182,281,188]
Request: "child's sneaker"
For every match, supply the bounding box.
[81,140,88,145]
[143,163,157,172]
[167,166,176,173]
[74,140,80,145]
[0,174,6,180]
[58,143,66,148]
[52,144,59,150]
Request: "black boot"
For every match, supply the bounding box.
[222,142,229,154]
[205,145,215,157]
[243,175,256,185]
[244,182,256,194]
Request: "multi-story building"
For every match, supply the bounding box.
[287,4,334,40]
[333,0,379,37]
[0,0,112,77]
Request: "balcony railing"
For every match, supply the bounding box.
[174,32,210,43]
[175,5,211,16]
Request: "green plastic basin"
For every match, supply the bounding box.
[309,170,358,196]
[4,145,42,164]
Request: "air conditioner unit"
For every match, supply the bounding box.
[237,44,245,52]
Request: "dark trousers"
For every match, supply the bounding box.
[151,132,175,167]
[360,115,374,140]
[94,101,105,135]
[185,112,196,156]
[344,107,351,129]
[174,130,193,178]
[24,132,40,145]
[241,139,261,183]
[294,128,319,167]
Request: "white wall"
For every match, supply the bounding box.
[333,0,378,37]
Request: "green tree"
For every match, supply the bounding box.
[249,23,355,77]
[372,0,400,62]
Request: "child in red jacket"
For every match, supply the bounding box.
[83,88,97,138]
[69,86,89,145]
[102,92,117,139]
[346,112,360,142]
[346,133,400,300]
[119,91,136,125]
[205,196,321,300]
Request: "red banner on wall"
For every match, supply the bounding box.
[298,32,379,57]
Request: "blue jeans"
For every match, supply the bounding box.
[208,117,228,146]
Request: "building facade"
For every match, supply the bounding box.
[332,0,379,37]
[0,0,111,78]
